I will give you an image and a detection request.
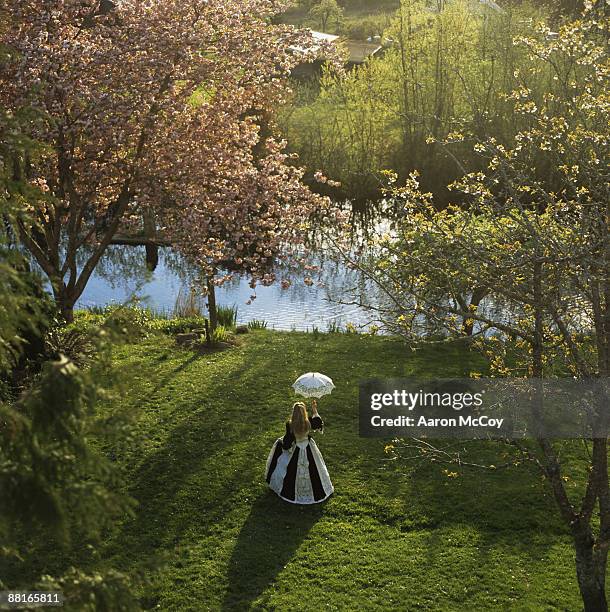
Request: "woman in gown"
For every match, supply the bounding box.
[265,400,334,504]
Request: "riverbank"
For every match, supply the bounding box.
[83,329,580,609]
[69,245,378,332]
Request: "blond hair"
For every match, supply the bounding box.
[289,401,311,437]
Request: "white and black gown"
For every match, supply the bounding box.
[265,414,334,504]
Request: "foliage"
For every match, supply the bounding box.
[150,317,209,336]
[216,304,238,329]
[101,305,156,340]
[344,14,392,40]
[247,319,269,329]
[0,120,57,401]
[333,5,610,608]
[283,0,398,35]
[363,5,609,373]
[309,0,344,31]
[74,306,212,339]
[0,352,136,602]
[44,326,98,369]
[37,568,138,612]
[1,34,137,605]
[210,324,231,344]
[1,0,332,320]
[0,257,56,400]
[280,0,548,204]
[0,251,45,375]
[0,232,139,601]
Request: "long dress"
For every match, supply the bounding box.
[265,414,334,504]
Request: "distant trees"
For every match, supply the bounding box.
[309,0,345,31]
[1,0,328,322]
[296,0,398,16]
[281,63,398,206]
[504,0,587,21]
[281,0,551,204]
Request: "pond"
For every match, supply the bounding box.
[54,241,552,338]
[75,244,382,332]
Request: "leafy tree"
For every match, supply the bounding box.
[1,108,137,606]
[309,0,345,32]
[0,348,139,609]
[332,5,610,609]
[0,217,137,607]
[1,0,328,323]
[281,62,400,205]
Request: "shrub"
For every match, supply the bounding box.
[211,325,230,344]
[101,305,154,339]
[247,319,268,330]
[74,307,211,339]
[72,310,106,334]
[0,255,56,380]
[85,305,107,315]
[44,326,97,368]
[217,304,238,329]
[150,316,208,335]
[344,15,389,40]
[38,568,138,612]
[1,354,136,607]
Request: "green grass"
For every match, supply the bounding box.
[91,330,580,610]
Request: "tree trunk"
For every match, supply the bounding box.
[54,283,76,324]
[207,276,218,335]
[574,528,608,612]
[57,294,76,323]
[462,286,487,336]
[532,248,610,611]
[145,244,159,271]
[61,305,75,324]
[143,209,158,271]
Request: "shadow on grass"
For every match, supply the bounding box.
[134,350,203,408]
[396,443,569,571]
[105,333,568,605]
[107,342,306,560]
[220,493,324,611]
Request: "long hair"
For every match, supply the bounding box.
[290,401,310,437]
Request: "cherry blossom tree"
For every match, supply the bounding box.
[1,0,330,322]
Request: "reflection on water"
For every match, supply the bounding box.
[76,245,382,331]
[62,241,562,337]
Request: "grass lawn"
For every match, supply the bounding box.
[93,330,579,610]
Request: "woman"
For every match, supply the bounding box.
[265,399,333,504]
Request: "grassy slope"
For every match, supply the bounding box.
[99,331,580,611]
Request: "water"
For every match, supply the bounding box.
[56,243,585,338]
[76,245,382,332]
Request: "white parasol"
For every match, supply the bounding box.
[292,372,335,399]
